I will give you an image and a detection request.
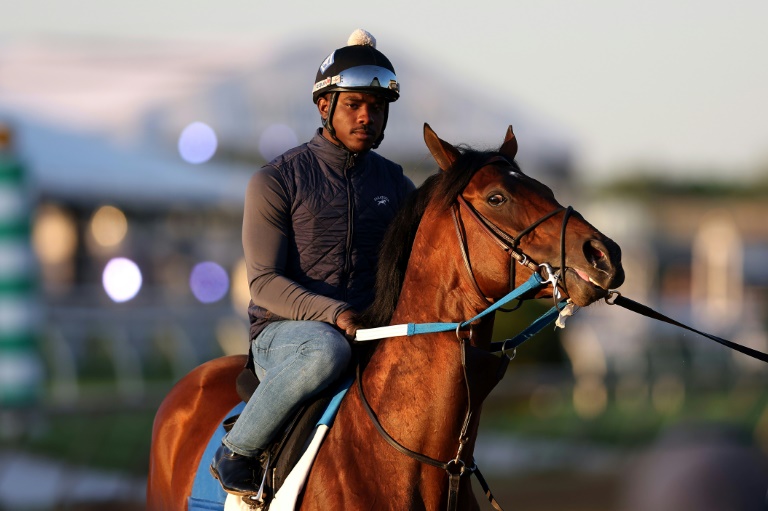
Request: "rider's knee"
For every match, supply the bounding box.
[301,330,351,380]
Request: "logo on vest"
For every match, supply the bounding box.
[374,195,390,206]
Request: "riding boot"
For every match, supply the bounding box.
[210,444,262,496]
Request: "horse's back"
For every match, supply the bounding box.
[147,354,247,511]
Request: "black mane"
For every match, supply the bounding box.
[358,147,518,328]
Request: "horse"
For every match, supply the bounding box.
[147,124,625,511]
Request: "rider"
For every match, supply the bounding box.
[210,29,415,496]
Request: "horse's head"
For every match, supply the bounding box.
[424,124,624,308]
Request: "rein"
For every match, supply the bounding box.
[606,291,768,363]
[354,272,559,342]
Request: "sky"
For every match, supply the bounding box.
[2,0,768,182]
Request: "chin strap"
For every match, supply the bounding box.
[322,92,341,146]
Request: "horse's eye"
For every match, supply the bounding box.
[487,194,506,207]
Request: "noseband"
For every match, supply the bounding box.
[451,159,575,302]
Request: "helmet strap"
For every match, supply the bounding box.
[323,92,342,144]
[321,94,336,133]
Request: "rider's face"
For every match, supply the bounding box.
[318,92,387,153]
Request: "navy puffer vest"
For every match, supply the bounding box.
[248,131,411,338]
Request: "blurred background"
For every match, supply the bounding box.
[1,1,767,510]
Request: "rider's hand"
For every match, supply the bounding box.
[335,309,359,340]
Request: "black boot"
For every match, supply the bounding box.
[209,444,261,496]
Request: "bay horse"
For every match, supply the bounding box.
[147,124,624,511]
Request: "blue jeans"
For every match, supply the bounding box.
[222,320,351,456]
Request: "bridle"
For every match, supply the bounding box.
[357,156,576,511]
[451,156,575,304]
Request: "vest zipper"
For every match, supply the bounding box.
[342,153,356,300]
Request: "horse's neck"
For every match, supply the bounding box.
[363,207,491,462]
[390,204,491,332]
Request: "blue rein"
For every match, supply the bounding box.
[355,272,566,352]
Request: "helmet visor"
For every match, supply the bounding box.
[314,65,399,98]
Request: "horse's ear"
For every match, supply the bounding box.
[499,125,518,160]
[424,123,460,172]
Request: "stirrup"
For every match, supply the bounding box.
[239,451,271,509]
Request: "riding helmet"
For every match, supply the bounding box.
[312,29,400,104]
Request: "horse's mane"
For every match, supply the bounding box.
[359,147,519,328]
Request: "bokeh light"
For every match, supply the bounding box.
[230,258,250,318]
[216,318,249,356]
[102,257,143,302]
[32,204,78,265]
[573,376,608,419]
[90,205,128,248]
[258,123,298,162]
[178,121,218,164]
[189,261,229,304]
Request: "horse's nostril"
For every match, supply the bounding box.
[584,240,605,266]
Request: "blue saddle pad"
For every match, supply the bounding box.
[188,401,246,511]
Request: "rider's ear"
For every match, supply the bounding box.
[423,123,460,172]
[499,125,518,160]
[317,96,329,120]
